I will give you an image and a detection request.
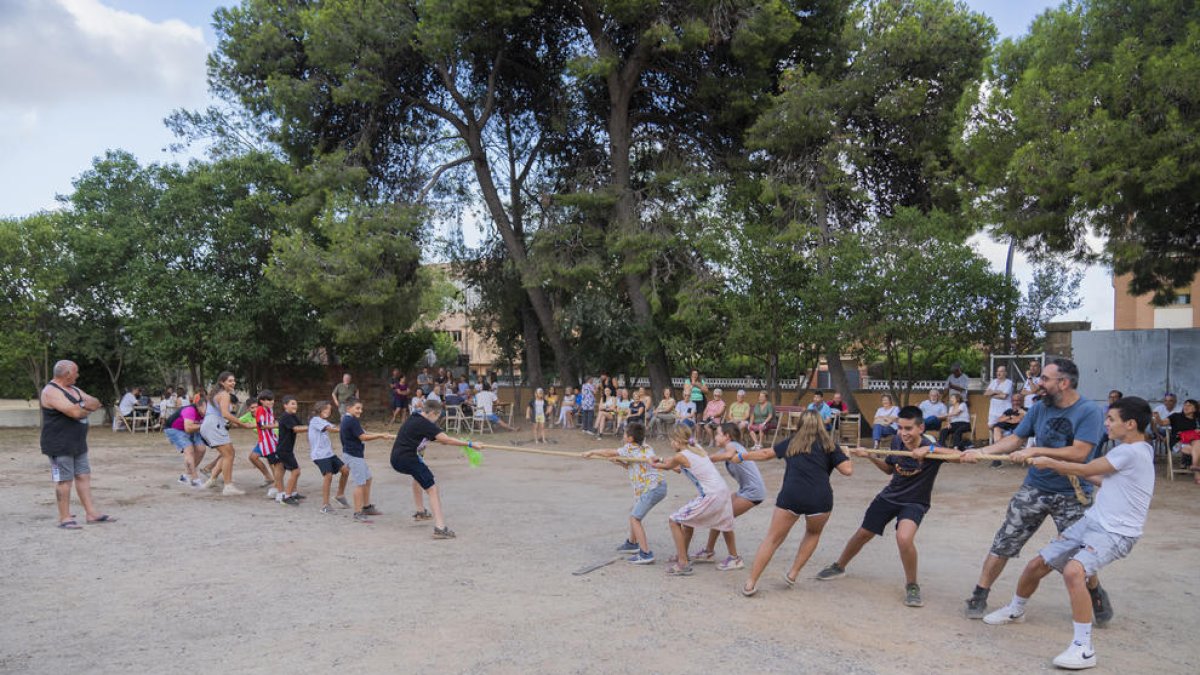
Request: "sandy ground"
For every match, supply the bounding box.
[0,423,1195,674]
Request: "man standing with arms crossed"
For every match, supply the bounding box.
[41,360,116,529]
[961,358,1112,625]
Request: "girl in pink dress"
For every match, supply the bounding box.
[651,425,735,576]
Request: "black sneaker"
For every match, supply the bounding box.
[965,593,989,619]
[433,526,456,539]
[816,562,845,580]
[282,495,301,506]
[1090,585,1113,627]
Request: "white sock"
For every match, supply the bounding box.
[1072,621,1092,648]
[1009,595,1028,614]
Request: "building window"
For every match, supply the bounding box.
[450,330,463,343]
[1170,293,1191,306]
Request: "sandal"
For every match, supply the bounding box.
[742,582,758,597]
[782,571,797,588]
[87,514,117,524]
[665,563,694,576]
[57,519,82,530]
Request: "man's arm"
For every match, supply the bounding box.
[1010,440,1095,464]
[40,386,94,420]
[331,388,341,406]
[961,432,1027,462]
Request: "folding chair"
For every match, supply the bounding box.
[444,405,465,434]
[470,410,494,435]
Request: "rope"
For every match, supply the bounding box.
[857,448,1012,462]
[463,440,651,463]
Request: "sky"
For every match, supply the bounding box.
[0,0,1112,330]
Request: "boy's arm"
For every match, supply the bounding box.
[358,432,395,441]
[708,446,738,462]
[847,446,895,474]
[1010,439,1096,464]
[737,447,775,462]
[581,448,620,459]
[435,432,474,448]
[1028,455,1115,485]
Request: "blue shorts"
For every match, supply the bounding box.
[164,428,204,451]
[252,444,262,456]
[486,413,501,424]
[630,482,667,520]
[313,455,345,476]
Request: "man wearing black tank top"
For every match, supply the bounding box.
[40,360,116,529]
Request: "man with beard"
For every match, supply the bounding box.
[960,359,1113,626]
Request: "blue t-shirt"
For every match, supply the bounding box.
[340,414,366,458]
[1014,397,1104,495]
[807,402,833,422]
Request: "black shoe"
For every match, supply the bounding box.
[1090,585,1113,627]
[965,593,988,619]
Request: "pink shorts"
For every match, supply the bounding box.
[749,423,766,432]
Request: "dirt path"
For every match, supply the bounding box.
[0,426,1194,674]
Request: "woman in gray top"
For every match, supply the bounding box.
[200,371,252,496]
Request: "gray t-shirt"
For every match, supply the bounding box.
[333,382,357,404]
[946,373,970,397]
[723,442,767,502]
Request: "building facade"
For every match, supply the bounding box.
[1113,273,1198,330]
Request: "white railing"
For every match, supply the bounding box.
[865,378,982,392]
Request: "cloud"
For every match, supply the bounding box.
[0,0,208,108]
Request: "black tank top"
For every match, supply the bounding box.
[41,382,89,457]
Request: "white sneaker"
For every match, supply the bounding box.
[982,606,1026,625]
[266,487,279,499]
[275,492,285,504]
[191,478,205,488]
[177,474,189,485]
[222,484,245,496]
[1052,641,1096,670]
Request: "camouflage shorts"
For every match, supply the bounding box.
[989,483,1088,559]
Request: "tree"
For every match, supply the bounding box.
[958,0,1200,302]
[0,213,67,396]
[1012,257,1084,354]
[747,0,997,410]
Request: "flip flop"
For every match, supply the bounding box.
[57,520,82,530]
[742,583,758,597]
[782,571,797,588]
[87,515,117,524]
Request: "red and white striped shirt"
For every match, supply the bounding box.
[255,405,278,456]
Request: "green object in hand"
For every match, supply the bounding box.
[461,446,483,467]
[239,411,254,425]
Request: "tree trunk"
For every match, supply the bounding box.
[826,349,860,414]
[1003,237,1017,353]
[521,303,544,388]
[766,351,779,405]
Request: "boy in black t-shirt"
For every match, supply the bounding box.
[339,399,395,523]
[272,395,305,505]
[390,399,478,539]
[815,406,963,607]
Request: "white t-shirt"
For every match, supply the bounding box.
[533,400,545,418]
[874,406,900,429]
[674,400,695,419]
[949,402,970,424]
[475,390,497,415]
[919,400,947,420]
[118,392,137,415]
[1087,441,1154,538]
[1152,403,1181,423]
[427,392,442,404]
[1022,375,1042,408]
[308,417,335,460]
[986,378,1014,423]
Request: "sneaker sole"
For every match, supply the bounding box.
[816,572,845,581]
[905,599,924,607]
[628,558,656,565]
[983,613,1025,625]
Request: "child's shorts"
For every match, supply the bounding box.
[165,428,204,451]
[630,482,667,520]
[536,415,545,424]
[391,454,435,490]
[269,448,300,471]
[343,455,371,485]
[252,444,263,456]
[313,455,345,476]
[1038,516,1137,577]
[861,496,927,536]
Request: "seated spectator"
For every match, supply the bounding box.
[1021,360,1044,408]
[627,387,647,427]
[157,387,181,417]
[674,384,697,429]
[594,387,618,437]
[474,382,518,432]
[990,393,1026,443]
[806,390,834,430]
[456,376,469,396]
[649,387,677,437]
[615,388,632,430]
[546,386,560,414]
[410,389,426,415]
[1152,392,1181,443]
[727,389,751,432]
[444,388,464,407]
[1096,389,1124,451]
[113,386,141,431]
[427,384,443,404]
[871,393,900,448]
[828,392,848,417]
[1168,400,1200,482]
[938,393,971,450]
[945,362,969,403]
[556,386,575,428]
[697,388,726,445]
[747,391,774,449]
[918,389,948,431]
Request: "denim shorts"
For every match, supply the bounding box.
[630,482,667,521]
[1038,516,1137,577]
[164,428,204,451]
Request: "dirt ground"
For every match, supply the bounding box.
[0,423,1195,674]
